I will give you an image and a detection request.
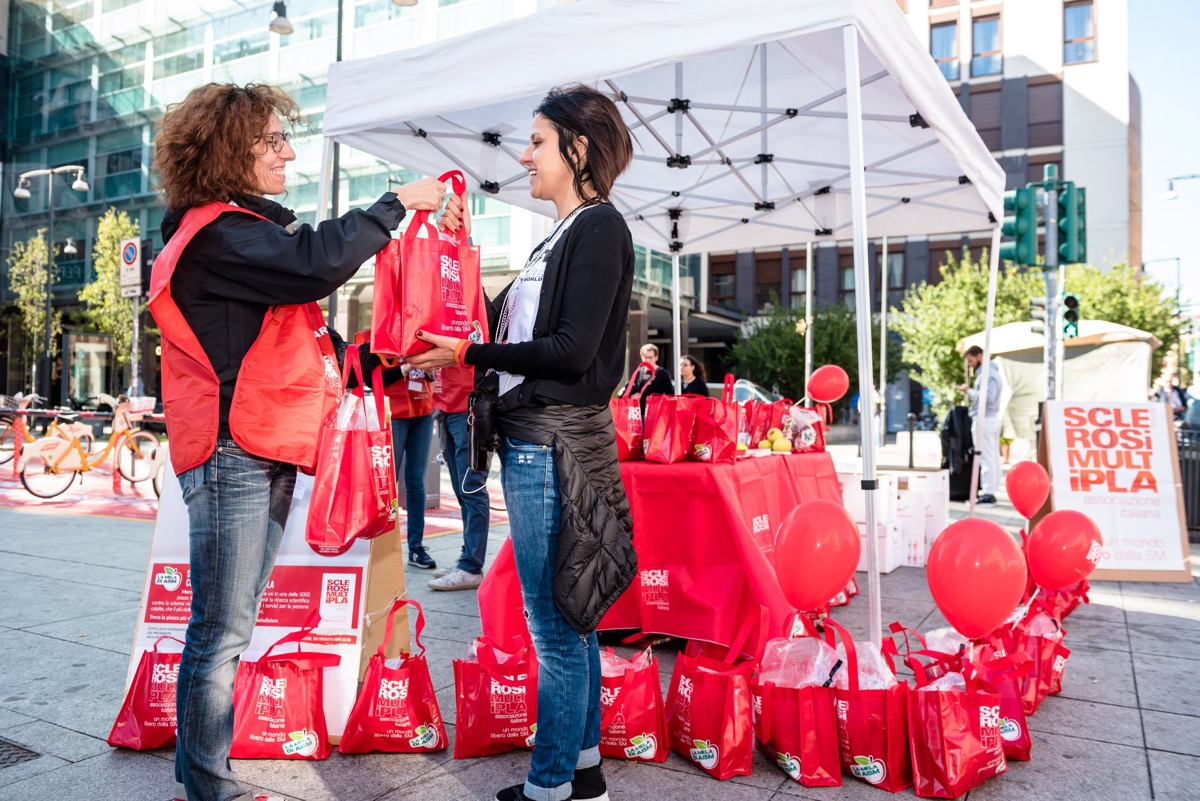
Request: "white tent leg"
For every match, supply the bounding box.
[968,228,1002,517]
[804,241,814,406]
[879,235,888,444]
[843,25,882,648]
[672,250,682,394]
[315,137,334,226]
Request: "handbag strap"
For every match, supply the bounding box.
[623,361,657,399]
[259,609,339,669]
[822,618,859,692]
[340,346,386,429]
[403,170,467,245]
[151,635,185,652]
[475,637,534,684]
[378,598,427,659]
[723,374,735,404]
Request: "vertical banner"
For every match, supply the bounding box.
[125,461,376,738]
[1044,401,1192,582]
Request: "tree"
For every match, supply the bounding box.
[5,232,64,387]
[79,208,141,367]
[728,295,902,407]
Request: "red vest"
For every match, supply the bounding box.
[149,202,340,474]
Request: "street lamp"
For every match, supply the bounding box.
[1164,174,1200,202]
[12,166,90,399]
[269,2,293,35]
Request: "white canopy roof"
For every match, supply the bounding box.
[958,320,1164,355]
[325,0,1004,255]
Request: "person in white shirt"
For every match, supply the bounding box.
[957,346,1003,507]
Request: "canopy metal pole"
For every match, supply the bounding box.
[968,228,1002,517]
[843,25,882,648]
[671,250,682,394]
[315,138,334,227]
[879,235,888,443]
[804,241,814,406]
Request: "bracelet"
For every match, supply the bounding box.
[453,339,470,366]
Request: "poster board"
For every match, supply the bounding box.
[122,460,409,741]
[1043,400,1192,582]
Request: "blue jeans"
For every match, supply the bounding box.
[441,411,490,574]
[391,414,434,551]
[501,437,601,801]
[174,440,296,801]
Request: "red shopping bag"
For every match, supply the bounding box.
[748,398,794,446]
[986,602,1070,716]
[611,361,653,462]
[785,405,827,453]
[824,619,912,793]
[230,614,340,760]
[971,648,1034,762]
[453,636,539,758]
[431,365,475,414]
[665,640,755,779]
[371,170,489,357]
[643,395,702,464]
[1032,580,1090,621]
[689,377,739,463]
[305,348,397,557]
[339,599,447,754]
[107,636,183,750]
[599,648,668,762]
[907,675,1007,798]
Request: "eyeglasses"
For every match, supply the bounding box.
[259,131,293,153]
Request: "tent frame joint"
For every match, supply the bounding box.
[666,154,692,169]
[666,97,691,113]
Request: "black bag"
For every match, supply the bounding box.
[941,406,975,501]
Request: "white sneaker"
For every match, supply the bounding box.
[430,566,452,578]
[428,567,484,592]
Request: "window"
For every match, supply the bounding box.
[839,256,855,308]
[214,34,269,64]
[968,85,1001,150]
[710,254,735,304]
[713,274,735,302]
[971,16,1001,77]
[755,253,782,312]
[1064,1,1095,64]
[790,267,807,310]
[931,22,958,81]
[877,251,906,310]
[1027,80,1063,148]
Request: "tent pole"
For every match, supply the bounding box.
[879,235,888,443]
[804,241,814,407]
[315,138,334,227]
[672,250,682,394]
[968,229,1002,517]
[843,25,882,648]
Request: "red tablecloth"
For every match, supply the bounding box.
[478,452,843,651]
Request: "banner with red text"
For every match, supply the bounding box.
[1045,401,1191,582]
[125,465,374,737]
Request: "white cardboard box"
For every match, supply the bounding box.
[895,493,927,567]
[856,520,903,574]
[839,472,898,524]
[889,470,951,545]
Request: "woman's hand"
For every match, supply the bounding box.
[394,177,446,212]
[438,192,471,236]
[407,331,462,370]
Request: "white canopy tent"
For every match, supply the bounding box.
[321,0,1006,646]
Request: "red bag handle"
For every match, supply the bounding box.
[403,170,469,245]
[623,361,657,399]
[341,346,387,431]
[260,610,342,670]
[475,637,534,685]
[723,374,736,404]
[151,635,185,652]
[378,598,427,660]
[756,680,774,744]
[822,618,860,692]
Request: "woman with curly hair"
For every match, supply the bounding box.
[149,82,455,801]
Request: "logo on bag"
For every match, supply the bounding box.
[525,723,538,747]
[752,514,770,535]
[408,723,440,749]
[640,569,670,611]
[150,663,180,704]
[689,739,719,769]
[600,685,621,709]
[255,677,287,720]
[980,704,1001,750]
[1053,654,1067,676]
[377,678,409,714]
[468,320,485,344]
[371,444,393,470]
[999,717,1022,742]
[624,733,658,760]
[752,693,762,719]
[677,675,693,705]
[776,751,801,780]
[1086,540,1103,565]
[851,755,887,784]
[490,676,528,717]
[282,728,319,756]
[440,255,464,305]
[154,566,183,592]
[314,325,329,339]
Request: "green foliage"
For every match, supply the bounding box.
[5,232,64,380]
[79,208,141,367]
[728,295,902,405]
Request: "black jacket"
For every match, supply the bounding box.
[162,193,405,437]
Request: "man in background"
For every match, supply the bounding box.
[957,346,1002,507]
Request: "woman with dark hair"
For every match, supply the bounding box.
[410,84,637,801]
[150,82,455,801]
[679,354,708,396]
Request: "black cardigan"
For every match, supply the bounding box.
[464,203,634,406]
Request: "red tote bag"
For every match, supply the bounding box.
[305,348,397,556]
[824,619,912,793]
[453,636,539,759]
[598,648,669,763]
[689,378,739,463]
[107,636,184,750]
[371,170,489,358]
[907,676,1007,799]
[230,615,340,760]
[754,680,842,787]
[643,395,702,464]
[611,361,653,462]
[339,599,447,754]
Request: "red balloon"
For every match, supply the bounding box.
[774,499,862,612]
[1027,510,1103,591]
[926,519,1027,639]
[1006,461,1051,519]
[807,365,850,404]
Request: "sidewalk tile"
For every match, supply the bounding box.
[0,753,70,792]
[0,569,139,629]
[1122,595,1200,632]
[1128,623,1200,660]
[1053,645,1139,709]
[1148,749,1200,800]
[1063,615,1130,651]
[1142,710,1200,757]
[2,720,111,763]
[1,529,153,570]
[1132,653,1200,717]
[233,748,454,801]
[1026,697,1144,748]
[0,552,144,593]
[967,732,1150,801]
[375,750,533,800]
[419,611,484,645]
[0,708,36,729]
[1120,581,1200,603]
[23,608,140,655]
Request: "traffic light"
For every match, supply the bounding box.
[1062,294,1080,338]
[1030,297,1047,335]
[1000,186,1038,265]
[1057,183,1087,264]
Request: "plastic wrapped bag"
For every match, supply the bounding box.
[759,637,842,690]
[918,671,968,693]
[832,641,898,690]
[925,627,969,655]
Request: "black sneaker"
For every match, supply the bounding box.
[572,765,609,801]
[408,547,437,569]
[496,786,564,801]
[977,494,997,507]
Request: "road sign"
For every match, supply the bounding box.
[119,238,141,298]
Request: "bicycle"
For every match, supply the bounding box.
[18,395,160,499]
[0,394,96,465]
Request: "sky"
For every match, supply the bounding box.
[1129,1,1200,312]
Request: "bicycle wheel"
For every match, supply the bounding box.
[118,431,160,483]
[21,453,77,498]
[0,419,14,466]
